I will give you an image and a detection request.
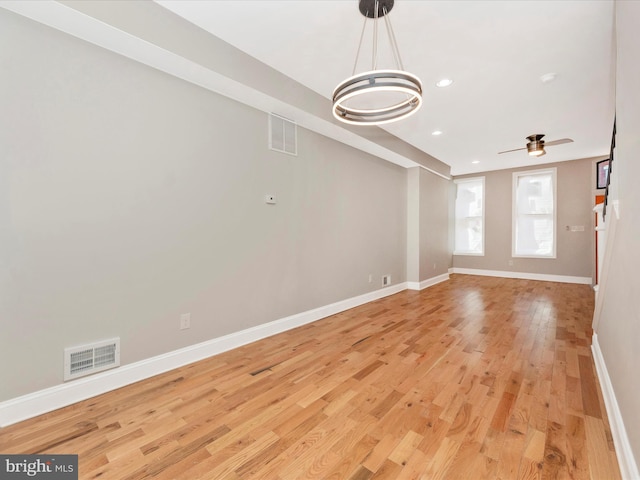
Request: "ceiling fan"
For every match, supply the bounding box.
[498,134,573,157]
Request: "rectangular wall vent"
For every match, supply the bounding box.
[64,338,120,381]
[269,113,297,156]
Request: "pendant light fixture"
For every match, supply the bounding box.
[332,0,422,126]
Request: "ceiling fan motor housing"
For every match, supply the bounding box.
[526,134,545,156]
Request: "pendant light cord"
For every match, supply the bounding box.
[384,8,404,71]
[352,15,368,75]
[372,0,379,70]
[352,0,405,75]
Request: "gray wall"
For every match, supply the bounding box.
[0,10,408,400]
[418,169,451,280]
[406,168,451,284]
[452,159,596,279]
[595,0,640,469]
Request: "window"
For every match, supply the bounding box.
[512,168,556,258]
[454,177,484,255]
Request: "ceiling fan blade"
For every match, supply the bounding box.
[545,138,574,147]
[498,147,527,154]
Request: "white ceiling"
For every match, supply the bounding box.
[157,0,616,175]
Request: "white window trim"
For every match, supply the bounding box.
[453,176,485,256]
[512,167,557,259]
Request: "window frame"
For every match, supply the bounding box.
[453,176,485,256]
[512,167,557,259]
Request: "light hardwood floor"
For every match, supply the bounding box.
[0,275,621,479]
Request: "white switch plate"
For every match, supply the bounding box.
[180,313,191,330]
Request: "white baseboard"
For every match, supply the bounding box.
[0,282,407,427]
[592,334,640,480]
[407,272,449,291]
[451,267,592,285]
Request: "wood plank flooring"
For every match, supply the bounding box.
[0,274,622,479]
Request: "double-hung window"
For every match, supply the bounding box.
[512,168,557,258]
[454,177,484,255]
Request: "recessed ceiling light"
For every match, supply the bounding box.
[540,72,557,83]
[431,130,443,136]
[436,78,454,88]
[472,160,480,164]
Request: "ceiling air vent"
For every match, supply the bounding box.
[269,113,297,156]
[64,338,120,381]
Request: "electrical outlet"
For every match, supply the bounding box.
[368,274,373,283]
[180,313,191,330]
